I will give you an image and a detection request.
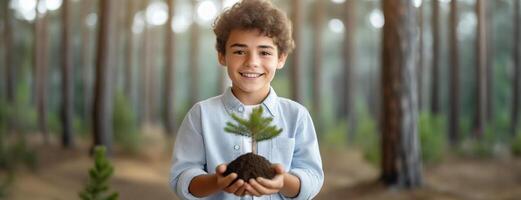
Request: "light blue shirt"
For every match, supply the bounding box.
[170,87,324,200]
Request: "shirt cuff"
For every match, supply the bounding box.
[285,168,322,200]
[176,168,207,200]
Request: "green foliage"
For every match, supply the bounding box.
[0,131,37,171]
[0,131,37,199]
[224,107,282,142]
[14,81,38,133]
[74,117,90,137]
[113,93,140,153]
[79,146,119,200]
[353,115,380,166]
[0,82,37,133]
[0,172,14,199]
[321,119,348,148]
[457,125,497,158]
[512,132,521,157]
[0,100,8,133]
[418,112,446,163]
[48,112,62,135]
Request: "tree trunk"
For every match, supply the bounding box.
[311,0,324,133]
[430,0,441,114]
[93,0,114,153]
[289,0,303,103]
[417,1,424,111]
[4,0,14,104]
[381,0,422,187]
[474,0,487,138]
[61,0,74,148]
[449,0,460,146]
[512,0,520,137]
[189,0,200,106]
[163,0,176,136]
[486,1,494,122]
[81,0,93,128]
[35,0,50,144]
[342,0,357,142]
[125,0,135,100]
[140,0,151,124]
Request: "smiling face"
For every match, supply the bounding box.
[218,29,288,105]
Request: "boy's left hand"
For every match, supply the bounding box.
[245,164,285,196]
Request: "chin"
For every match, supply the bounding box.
[237,85,267,94]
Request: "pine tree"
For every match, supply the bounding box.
[224,106,282,154]
[79,146,118,200]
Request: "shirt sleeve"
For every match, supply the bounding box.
[169,104,208,200]
[285,109,324,200]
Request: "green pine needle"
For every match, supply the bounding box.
[224,107,282,142]
[79,146,119,200]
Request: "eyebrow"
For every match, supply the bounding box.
[229,43,275,50]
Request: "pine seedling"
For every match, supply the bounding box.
[79,146,119,200]
[224,106,282,154]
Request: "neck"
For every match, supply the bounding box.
[231,86,270,105]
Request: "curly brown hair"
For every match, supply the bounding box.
[212,0,295,56]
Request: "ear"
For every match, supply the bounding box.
[276,53,288,69]
[218,52,226,66]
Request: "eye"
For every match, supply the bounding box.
[260,51,273,56]
[233,50,246,55]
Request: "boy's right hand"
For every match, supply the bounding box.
[215,164,248,196]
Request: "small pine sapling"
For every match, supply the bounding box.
[79,146,119,200]
[223,106,283,182]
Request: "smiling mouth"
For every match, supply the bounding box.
[240,72,264,78]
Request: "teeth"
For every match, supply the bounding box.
[241,73,262,78]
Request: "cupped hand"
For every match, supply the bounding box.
[245,164,285,196]
[215,164,248,196]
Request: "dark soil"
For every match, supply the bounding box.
[223,153,275,183]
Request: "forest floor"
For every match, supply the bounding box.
[4,127,521,200]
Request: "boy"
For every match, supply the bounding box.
[170,0,323,199]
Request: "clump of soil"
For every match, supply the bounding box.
[223,153,275,183]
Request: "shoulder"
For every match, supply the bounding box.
[186,95,224,116]
[276,97,311,118]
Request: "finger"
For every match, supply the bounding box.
[249,178,277,195]
[224,179,244,193]
[245,182,262,197]
[272,164,285,174]
[234,184,247,196]
[218,173,237,189]
[224,172,238,182]
[216,164,227,174]
[258,173,284,188]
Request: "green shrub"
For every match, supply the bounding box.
[353,115,380,166]
[79,146,119,200]
[0,137,37,171]
[457,125,496,158]
[10,81,37,133]
[48,112,61,135]
[511,132,521,157]
[321,119,348,148]
[0,132,37,199]
[418,112,446,163]
[0,172,14,199]
[113,93,140,153]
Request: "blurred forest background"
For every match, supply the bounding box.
[1,0,521,199]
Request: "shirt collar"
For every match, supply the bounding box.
[222,87,278,117]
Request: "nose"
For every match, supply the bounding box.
[245,52,260,68]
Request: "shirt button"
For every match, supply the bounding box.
[234,145,240,150]
[238,106,244,112]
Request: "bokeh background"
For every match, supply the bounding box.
[1,0,520,199]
